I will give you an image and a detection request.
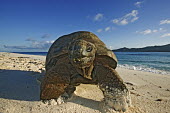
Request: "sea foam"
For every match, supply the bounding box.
[117,64,170,75]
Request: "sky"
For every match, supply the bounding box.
[0,0,170,52]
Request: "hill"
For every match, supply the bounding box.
[113,44,170,52]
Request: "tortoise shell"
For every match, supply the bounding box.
[46,31,118,70]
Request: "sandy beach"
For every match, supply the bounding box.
[0,52,170,113]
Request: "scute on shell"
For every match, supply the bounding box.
[46,31,118,70]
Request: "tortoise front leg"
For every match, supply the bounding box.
[40,67,71,104]
[40,76,69,100]
[94,66,131,112]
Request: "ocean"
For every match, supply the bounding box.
[13,52,170,75]
[115,52,170,75]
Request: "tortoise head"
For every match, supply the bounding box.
[68,39,96,68]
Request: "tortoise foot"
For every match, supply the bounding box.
[42,98,64,105]
[41,92,74,105]
[102,89,131,112]
[42,96,65,105]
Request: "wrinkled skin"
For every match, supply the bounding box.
[40,31,131,112]
[68,40,96,69]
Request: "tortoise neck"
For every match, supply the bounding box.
[82,64,94,80]
[75,64,94,80]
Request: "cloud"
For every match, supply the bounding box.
[105,27,110,31]
[97,29,103,33]
[25,38,36,42]
[134,1,143,7]
[31,40,54,49]
[112,10,139,25]
[4,40,54,50]
[94,13,103,21]
[139,29,152,35]
[161,33,170,38]
[3,45,38,49]
[160,19,170,25]
[107,46,113,50]
[152,30,158,33]
[41,34,51,39]
[137,28,166,35]
[131,17,139,22]
[160,28,167,31]
[120,19,128,25]
[97,27,113,33]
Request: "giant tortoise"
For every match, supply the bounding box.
[40,31,131,112]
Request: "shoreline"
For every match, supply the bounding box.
[118,64,170,76]
[5,52,170,76]
[0,52,170,113]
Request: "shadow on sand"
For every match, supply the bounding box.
[0,69,42,101]
[0,69,103,111]
[69,95,102,112]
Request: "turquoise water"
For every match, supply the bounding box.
[115,52,170,75]
[13,52,170,75]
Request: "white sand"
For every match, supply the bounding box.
[0,52,170,113]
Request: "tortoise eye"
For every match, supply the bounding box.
[86,46,92,52]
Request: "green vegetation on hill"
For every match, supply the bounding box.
[113,44,170,52]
